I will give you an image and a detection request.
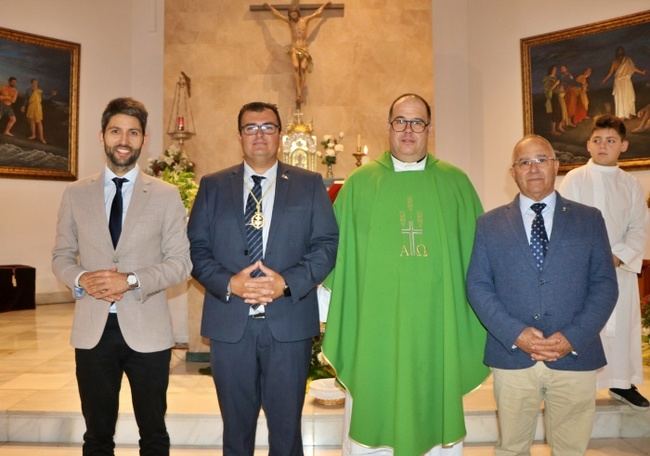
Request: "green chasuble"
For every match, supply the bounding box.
[322,152,489,455]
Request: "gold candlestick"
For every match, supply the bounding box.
[353,145,364,167]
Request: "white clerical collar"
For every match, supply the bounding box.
[391,154,427,172]
[586,158,618,174]
[105,164,139,184]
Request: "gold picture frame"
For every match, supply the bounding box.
[521,10,650,173]
[0,27,80,180]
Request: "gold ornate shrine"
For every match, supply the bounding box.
[282,110,318,171]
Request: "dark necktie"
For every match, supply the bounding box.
[245,175,265,277]
[530,203,549,271]
[109,177,128,248]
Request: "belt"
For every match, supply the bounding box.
[250,313,266,319]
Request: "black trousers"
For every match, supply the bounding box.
[75,313,171,456]
[210,317,312,456]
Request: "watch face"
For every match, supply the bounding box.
[127,274,137,285]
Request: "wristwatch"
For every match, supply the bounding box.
[283,284,292,297]
[126,272,139,290]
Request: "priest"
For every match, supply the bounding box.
[322,93,489,455]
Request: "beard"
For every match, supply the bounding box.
[104,144,141,169]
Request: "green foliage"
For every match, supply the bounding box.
[309,332,336,381]
[641,296,650,330]
[146,143,198,209]
[161,168,198,210]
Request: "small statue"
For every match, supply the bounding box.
[265,1,331,108]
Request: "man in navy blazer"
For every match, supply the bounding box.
[467,134,617,456]
[187,101,338,455]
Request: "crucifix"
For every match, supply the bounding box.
[251,1,344,110]
[401,221,423,257]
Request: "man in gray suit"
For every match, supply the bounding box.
[467,134,618,456]
[52,97,192,455]
[188,101,338,455]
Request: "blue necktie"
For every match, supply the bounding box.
[530,203,549,271]
[245,175,265,277]
[109,177,128,248]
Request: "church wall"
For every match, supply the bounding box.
[433,0,650,212]
[164,0,434,180]
[3,0,650,299]
[0,0,164,298]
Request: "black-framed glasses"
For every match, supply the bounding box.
[513,157,557,168]
[389,118,429,133]
[241,123,280,136]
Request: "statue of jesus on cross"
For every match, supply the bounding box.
[264,1,331,108]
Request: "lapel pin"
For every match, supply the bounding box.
[281,173,289,180]
[562,206,567,212]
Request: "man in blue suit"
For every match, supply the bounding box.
[188,101,338,455]
[467,134,618,456]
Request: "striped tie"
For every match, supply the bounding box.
[530,203,549,271]
[245,175,265,277]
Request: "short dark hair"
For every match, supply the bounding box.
[591,114,626,140]
[101,97,148,134]
[388,93,431,122]
[237,101,282,132]
[8,77,16,83]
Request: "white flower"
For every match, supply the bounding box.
[334,144,344,153]
[317,352,329,366]
[338,131,345,139]
[326,148,336,157]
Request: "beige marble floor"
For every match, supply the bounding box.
[0,440,648,455]
[0,303,649,455]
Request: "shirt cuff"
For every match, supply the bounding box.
[74,271,87,288]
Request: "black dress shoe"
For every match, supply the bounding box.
[609,385,650,410]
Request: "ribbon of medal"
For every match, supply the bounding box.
[246,179,274,230]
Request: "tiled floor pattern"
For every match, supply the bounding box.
[1,303,649,454]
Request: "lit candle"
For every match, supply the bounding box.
[363,145,368,155]
[357,134,361,150]
[176,116,185,131]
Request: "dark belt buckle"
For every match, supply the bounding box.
[251,313,266,319]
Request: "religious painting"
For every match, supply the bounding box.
[0,27,80,180]
[521,10,650,173]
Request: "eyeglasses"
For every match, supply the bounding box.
[389,118,429,133]
[513,157,557,168]
[240,123,280,136]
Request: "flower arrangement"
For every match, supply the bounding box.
[309,328,336,380]
[319,132,344,165]
[146,143,198,209]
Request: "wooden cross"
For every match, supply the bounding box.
[249,3,344,12]
[250,2,344,109]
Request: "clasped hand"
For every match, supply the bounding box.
[79,267,128,303]
[515,327,573,362]
[230,261,286,305]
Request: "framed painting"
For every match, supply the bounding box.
[0,27,80,180]
[521,10,650,173]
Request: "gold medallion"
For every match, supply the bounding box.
[249,211,264,230]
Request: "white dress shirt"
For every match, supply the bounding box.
[518,191,557,242]
[242,161,278,256]
[242,161,278,316]
[75,165,140,312]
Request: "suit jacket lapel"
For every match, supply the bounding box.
[230,164,247,243]
[542,194,570,271]
[266,162,289,253]
[506,194,539,273]
[91,171,115,251]
[118,171,152,252]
